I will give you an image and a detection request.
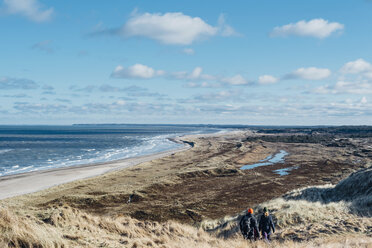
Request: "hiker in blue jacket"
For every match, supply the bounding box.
[259,207,275,241]
[239,208,260,241]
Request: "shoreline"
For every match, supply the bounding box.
[0,136,192,200]
[0,127,370,247]
[0,130,246,201]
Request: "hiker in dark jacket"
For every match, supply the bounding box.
[259,207,275,241]
[239,208,260,241]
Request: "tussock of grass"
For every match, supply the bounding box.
[0,207,66,247]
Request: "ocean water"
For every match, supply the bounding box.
[0,125,224,177]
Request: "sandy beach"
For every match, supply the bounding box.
[0,139,191,200]
[0,131,247,201]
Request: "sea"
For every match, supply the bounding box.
[0,124,234,177]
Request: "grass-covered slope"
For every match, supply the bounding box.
[1,166,371,247]
[201,166,372,242]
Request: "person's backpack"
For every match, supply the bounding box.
[239,215,252,236]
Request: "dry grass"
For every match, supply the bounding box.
[1,204,371,248]
[1,152,371,247]
[201,166,372,242]
[0,204,248,248]
[283,165,372,217]
[0,207,66,247]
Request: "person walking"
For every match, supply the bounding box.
[239,208,260,241]
[259,207,275,241]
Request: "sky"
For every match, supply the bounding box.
[0,0,372,125]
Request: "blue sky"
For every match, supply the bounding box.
[1,0,372,125]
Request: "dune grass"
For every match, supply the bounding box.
[1,166,371,247]
[201,166,372,242]
[1,204,371,248]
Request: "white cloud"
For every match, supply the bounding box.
[190,67,203,79]
[365,71,372,79]
[340,58,372,74]
[220,74,249,85]
[4,0,53,22]
[286,67,331,80]
[109,64,255,87]
[111,64,163,79]
[110,64,252,86]
[365,71,372,80]
[182,48,195,55]
[271,18,344,39]
[361,96,367,104]
[120,12,218,45]
[258,75,279,84]
[92,11,238,45]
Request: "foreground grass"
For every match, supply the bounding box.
[1,163,371,247]
[0,204,371,248]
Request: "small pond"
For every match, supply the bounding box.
[240,150,288,170]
